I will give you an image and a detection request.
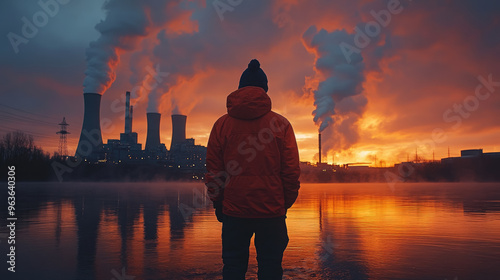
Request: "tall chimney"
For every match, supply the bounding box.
[124,91,131,134]
[318,133,322,164]
[130,105,133,133]
[145,113,161,151]
[75,93,103,160]
[170,114,187,150]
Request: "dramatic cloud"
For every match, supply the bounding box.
[1,0,499,165]
[83,0,195,95]
[83,0,149,94]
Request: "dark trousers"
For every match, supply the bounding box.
[222,215,289,280]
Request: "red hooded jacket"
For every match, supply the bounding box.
[205,86,300,218]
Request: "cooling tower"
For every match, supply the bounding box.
[75,93,103,160]
[145,113,161,151]
[170,114,187,150]
[318,133,322,164]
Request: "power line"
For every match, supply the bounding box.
[0,109,58,124]
[0,123,55,137]
[0,124,54,139]
[0,103,60,122]
[0,129,52,138]
[0,112,57,126]
[0,129,53,140]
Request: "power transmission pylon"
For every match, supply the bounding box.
[56,117,70,157]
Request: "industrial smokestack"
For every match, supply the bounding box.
[130,105,134,133]
[318,133,322,164]
[170,114,187,150]
[75,93,103,160]
[145,113,161,151]
[124,91,131,134]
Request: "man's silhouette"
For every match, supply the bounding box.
[205,59,301,280]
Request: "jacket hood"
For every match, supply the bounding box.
[227,86,271,120]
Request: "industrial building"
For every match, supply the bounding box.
[441,149,500,164]
[75,91,206,173]
[102,91,143,163]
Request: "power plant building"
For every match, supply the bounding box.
[102,91,143,163]
[91,91,206,172]
[167,114,206,171]
[169,138,206,171]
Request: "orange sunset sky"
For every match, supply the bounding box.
[1,0,499,166]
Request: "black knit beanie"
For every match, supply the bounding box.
[238,59,268,92]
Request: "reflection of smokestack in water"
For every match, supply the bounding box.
[170,114,187,150]
[75,93,103,160]
[318,133,322,164]
[124,91,131,134]
[145,113,161,151]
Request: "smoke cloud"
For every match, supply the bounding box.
[302,21,390,155]
[83,0,192,95]
[141,0,279,114]
[2,0,499,163]
[302,25,366,133]
[82,0,153,94]
[147,30,203,113]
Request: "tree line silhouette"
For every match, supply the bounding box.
[1,131,499,182]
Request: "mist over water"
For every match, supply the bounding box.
[2,182,500,280]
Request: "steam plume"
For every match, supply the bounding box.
[83,0,173,94]
[303,25,366,133]
[147,30,202,113]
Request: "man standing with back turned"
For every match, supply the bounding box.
[205,59,301,280]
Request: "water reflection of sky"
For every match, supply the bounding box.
[1,182,500,280]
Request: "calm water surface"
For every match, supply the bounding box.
[1,182,500,280]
